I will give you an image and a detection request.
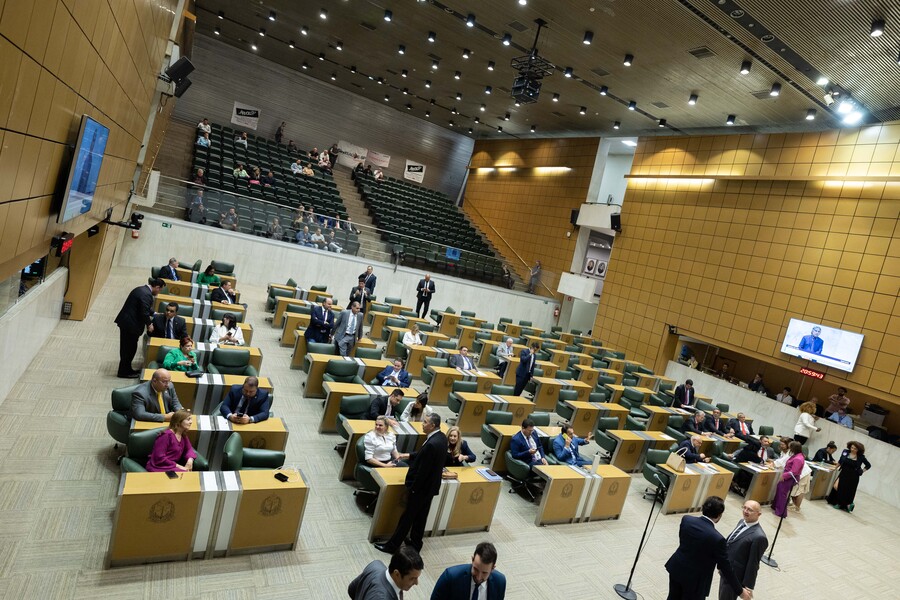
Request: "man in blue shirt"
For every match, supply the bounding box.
[798,326,824,354]
[828,408,853,428]
[552,423,594,467]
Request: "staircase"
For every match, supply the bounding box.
[331,166,392,263]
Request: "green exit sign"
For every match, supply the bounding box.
[161,223,172,228]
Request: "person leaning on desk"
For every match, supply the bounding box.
[364,416,409,468]
[219,376,271,424]
[132,368,184,422]
[145,410,196,472]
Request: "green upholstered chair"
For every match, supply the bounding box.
[480,322,495,330]
[285,304,312,317]
[716,403,730,413]
[505,451,542,502]
[436,339,457,349]
[399,309,418,318]
[626,414,648,431]
[147,345,177,369]
[354,347,383,360]
[108,384,140,448]
[642,449,672,499]
[597,375,617,386]
[384,296,402,305]
[460,310,476,318]
[267,286,294,311]
[335,394,374,443]
[382,317,407,341]
[211,308,243,323]
[530,412,551,426]
[648,394,668,407]
[447,381,479,424]
[498,317,512,329]
[121,429,209,473]
[303,342,337,373]
[353,436,379,510]
[176,303,193,317]
[622,375,638,387]
[571,329,583,335]
[491,384,515,396]
[518,320,532,326]
[554,389,578,423]
[695,399,717,413]
[592,359,609,369]
[551,326,562,333]
[418,323,435,332]
[668,415,685,430]
[210,260,235,276]
[222,432,285,470]
[309,284,327,292]
[177,259,202,271]
[620,387,646,409]
[589,390,610,403]
[421,357,448,386]
[665,426,687,443]
[556,370,573,380]
[207,348,258,377]
[367,303,390,325]
[480,410,513,463]
[592,416,620,458]
[757,425,774,437]
[322,360,367,385]
[636,365,654,375]
[458,318,476,328]
[150,267,161,279]
[285,278,297,287]
[658,380,675,393]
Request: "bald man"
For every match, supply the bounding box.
[131,368,183,422]
[718,501,768,600]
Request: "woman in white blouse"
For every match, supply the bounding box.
[793,401,821,444]
[209,313,245,346]
[400,392,433,423]
[363,416,409,467]
[402,323,424,347]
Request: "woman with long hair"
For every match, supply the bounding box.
[146,410,196,472]
[772,441,805,518]
[210,312,244,346]
[827,441,872,512]
[445,426,476,466]
[793,401,821,444]
[400,392,432,423]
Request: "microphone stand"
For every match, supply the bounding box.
[761,476,795,568]
[614,473,665,600]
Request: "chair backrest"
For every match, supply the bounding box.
[384,296,402,305]
[286,304,312,316]
[485,410,513,425]
[211,308,243,323]
[307,342,337,355]
[418,323,435,332]
[176,304,194,317]
[474,331,492,341]
[480,322,495,330]
[385,317,407,329]
[490,384,515,396]
[340,394,373,419]
[210,348,251,374]
[310,285,327,292]
[550,326,562,333]
[436,339,457,349]
[222,432,244,470]
[556,370,573,380]
[645,449,670,466]
[451,380,479,394]
[570,329,583,335]
[558,389,578,403]
[458,318,476,328]
[596,417,619,432]
[597,375,617,386]
[716,403,730,413]
[151,266,161,279]
[354,347,383,359]
[623,388,645,403]
[399,310,418,318]
[460,310,476,317]
[758,425,774,436]
[211,260,235,275]
[530,412,551,426]
[355,435,369,462]
[498,317,512,325]
[695,399,717,412]
[423,357,449,369]
[155,345,177,364]
[518,320,532,326]
[326,359,363,379]
[111,384,140,412]
[127,429,163,463]
[443,307,456,314]
[668,415,685,429]
[286,278,297,287]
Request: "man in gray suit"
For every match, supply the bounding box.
[719,500,768,600]
[348,546,422,600]
[333,301,363,357]
[131,368,184,422]
[448,346,475,370]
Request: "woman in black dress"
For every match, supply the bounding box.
[826,440,871,512]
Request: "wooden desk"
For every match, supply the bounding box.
[339,420,443,481]
[577,342,604,355]
[386,302,414,315]
[304,354,391,398]
[740,463,781,505]
[457,325,502,352]
[531,377,592,411]
[140,369,273,415]
[425,366,501,405]
[642,406,692,432]
[626,387,657,404]
[807,461,839,500]
[176,267,236,288]
[319,382,419,434]
[501,322,523,338]
[604,384,627,404]
[145,338,263,372]
[456,393,535,436]
[369,311,410,339]
[155,293,246,322]
[405,345,460,377]
[561,401,626,437]
[608,430,677,473]
[702,433,743,455]
[548,349,592,371]
[437,312,460,336]
[572,364,601,389]
[280,312,311,346]
[659,462,733,514]
[634,372,660,390]
[487,424,561,474]
[499,358,557,385]
[533,464,630,525]
[163,279,242,303]
[289,330,375,369]
[477,340,525,368]
[597,368,624,385]
[524,334,561,350]
[593,403,630,430]
[389,329,449,360]
[557,332,575,344]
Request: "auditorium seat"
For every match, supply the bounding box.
[481,410,513,463]
[505,451,543,502]
[121,429,209,472]
[642,449,672,500]
[108,385,140,449]
[322,360,366,385]
[353,437,380,510]
[222,433,285,470]
[207,348,258,377]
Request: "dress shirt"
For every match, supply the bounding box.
[737,421,749,435]
[346,314,357,336]
[402,331,423,346]
[470,579,486,600]
[727,520,758,543]
[364,431,397,462]
[383,369,403,386]
[384,569,403,599]
[400,403,433,423]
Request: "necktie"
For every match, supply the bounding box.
[348,315,355,335]
[171,267,178,281]
[471,583,479,600]
[728,522,747,543]
[385,402,392,417]
[741,422,747,435]
[157,391,166,414]
[759,447,765,460]
[167,319,173,339]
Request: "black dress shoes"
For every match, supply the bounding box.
[373,543,397,555]
[117,370,141,379]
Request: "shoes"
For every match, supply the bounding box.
[117,370,141,379]
[373,543,397,555]
[847,503,855,512]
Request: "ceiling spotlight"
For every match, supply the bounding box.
[613,121,620,129]
[688,93,698,105]
[480,104,486,111]
[302,62,309,69]
[806,109,817,120]
[288,40,295,48]
[430,99,435,105]
[432,60,439,70]
[583,31,593,45]
[451,107,458,114]
[504,113,510,121]
[217,11,224,19]
[531,125,536,132]
[318,53,325,61]
[658,119,666,127]
[401,69,408,78]
[514,101,520,107]
[251,42,258,51]
[268,10,276,22]
[384,9,393,22]
[485,86,492,94]
[463,49,471,59]
[384,95,390,102]
[599,86,608,96]
[331,73,337,81]
[564,67,573,78]
[377,77,384,84]
[428,31,436,43]
[816,75,829,86]
[623,54,634,66]
[425,111,431,117]
[487,60,495,71]
[770,83,781,96]
[301,25,309,36]
[454,71,461,80]
[552,93,559,102]
[319,8,327,20]
[519,0,527,5]
[502,33,512,46]
[403,88,409,95]
[336,41,343,51]
[468,128,473,134]
[448,121,454,127]
[398,44,405,54]
[497,126,503,132]
[214,26,221,35]
[474,117,480,123]
[726,114,736,125]
[837,97,863,124]
[870,18,885,37]
[406,103,412,110]
[350,65,357,73]
[425,80,431,88]
[466,14,476,28]
[579,106,587,115]
[258,28,265,37]
[627,101,636,110]
[740,60,751,74]
[456,92,463,100]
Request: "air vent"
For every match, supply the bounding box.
[590,67,610,77]
[507,20,529,32]
[688,46,717,59]
[552,111,565,117]
[351,83,364,89]
[386,68,398,75]
[359,22,376,31]
[750,89,776,99]
[652,101,670,109]
[427,53,442,61]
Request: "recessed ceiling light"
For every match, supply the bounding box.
[816,75,829,86]
[870,18,885,37]
[302,62,309,69]
[583,31,593,45]
[288,40,295,48]
[504,113,510,121]
[384,95,390,102]
[531,125,536,132]
[726,114,736,125]
[350,65,357,73]
[518,0,527,5]
[403,88,409,95]
[658,119,666,127]
[214,26,221,35]
[564,67,573,78]
[497,126,503,132]
[454,71,461,80]
[770,83,781,96]
[480,104,486,111]
[621,140,637,147]
[398,44,405,54]
[466,14,476,28]
[456,92,462,100]
[468,128,473,134]
[319,8,327,20]
[451,107,457,114]
[401,69,408,78]
[487,61,495,71]
[448,120,454,128]
[579,106,586,115]
[463,49,471,59]
[552,93,559,102]
[318,53,325,61]
[258,28,265,37]
[331,73,336,81]
[627,101,636,110]
[485,86,492,94]
[474,117,480,123]
[502,33,512,46]
[268,10,276,22]
[599,86,608,96]
[301,26,309,36]
[740,60,751,74]
[428,31,436,43]
[425,80,431,88]
[432,60,439,70]
[514,101,520,107]
[806,109,816,120]
[430,99,435,105]
[251,42,258,51]
[623,54,633,66]
[425,111,431,117]
[613,121,620,129]
[688,93,698,105]
[384,10,393,22]
[406,103,412,110]
[217,11,224,19]
[336,41,343,51]
[377,77,384,84]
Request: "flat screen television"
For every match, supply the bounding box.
[779,318,864,373]
[58,115,110,223]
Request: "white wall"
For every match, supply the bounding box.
[666,361,899,509]
[117,215,557,329]
[0,268,67,404]
[595,153,633,206]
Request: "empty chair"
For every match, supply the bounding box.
[353,436,379,510]
[435,339,457,350]
[505,450,543,502]
[210,260,235,276]
[354,347,383,360]
[222,432,285,470]
[491,384,515,396]
[518,320,532,326]
[421,357,448,386]
[322,359,367,385]
[716,403,730,413]
[554,389,579,423]
[530,412,551,427]
[460,310,476,318]
[382,317,407,341]
[642,449,672,500]
[458,318,476,328]
[757,425,774,437]
[335,394,374,448]
[384,296,403,305]
[592,416,620,459]
[447,381,479,424]
[207,348,258,376]
[480,410,513,463]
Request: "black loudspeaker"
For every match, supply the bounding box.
[570,209,580,226]
[174,78,192,98]
[610,213,622,232]
[165,56,195,83]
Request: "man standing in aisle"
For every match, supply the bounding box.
[718,501,767,600]
[334,301,363,356]
[304,298,335,344]
[415,274,435,319]
[359,265,377,296]
[115,277,164,377]
[513,342,540,396]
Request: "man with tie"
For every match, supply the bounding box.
[358,265,377,295]
[348,546,423,600]
[509,418,547,470]
[368,389,406,426]
[449,346,475,371]
[672,379,696,409]
[304,298,335,344]
[160,257,179,281]
[376,359,412,388]
[430,542,507,600]
[210,280,237,304]
[676,436,711,463]
[130,368,184,422]
[219,376,271,424]
[718,501,768,600]
[415,274,435,319]
[333,301,364,356]
[495,338,516,376]
[728,413,755,439]
[350,279,370,314]
[729,436,773,495]
[513,342,541,396]
[115,277,165,378]
[149,302,188,340]
[703,409,734,437]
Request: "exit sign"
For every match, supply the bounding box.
[161,223,172,228]
[800,366,825,379]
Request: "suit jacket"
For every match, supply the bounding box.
[367,396,401,420]
[510,430,544,462]
[416,278,435,300]
[728,419,755,438]
[131,380,184,422]
[681,418,705,436]
[348,560,396,600]
[665,515,743,598]
[359,272,377,295]
[160,264,179,280]
[515,349,537,380]
[406,431,448,496]
[719,522,768,600]
[448,353,475,370]
[349,287,369,308]
[703,415,727,435]
[731,437,772,464]
[219,384,271,423]
[431,564,507,600]
[149,314,188,340]
[676,438,704,463]
[672,384,695,408]
[376,366,411,388]
[305,304,335,342]
[334,309,363,341]
[210,287,236,304]
[115,285,155,335]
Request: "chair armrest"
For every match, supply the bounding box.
[242,449,286,469]
[120,458,147,473]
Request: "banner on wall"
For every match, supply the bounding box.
[337,140,369,167]
[404,160,426,183]
[368,150,391,168]
[231,101,260,130]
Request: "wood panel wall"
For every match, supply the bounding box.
[172,35,474,199]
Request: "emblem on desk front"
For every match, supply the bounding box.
[561,483,574,498]
[468,487,484,505]
[608,482,619,495]
[260,495,283,517]
[682,480,692,492]
[249,436,267,449]
[148,499,176,523]
[515,407,524,418]
[473,406,484,417]
[626,444,636,455]
[582,412,592,422]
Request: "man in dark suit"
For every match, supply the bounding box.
[349,280,370,314]
[304,298,334,343]
[349,546,423,600]
[375,413,448,554]
[729,436,773,495]
[703,409,733,436]
[376,359,411,388]
[368,389,406,423]
[131,368,183,422]
[160,258,179,281]
[664,496,750,600]
[415,274,435,319]
[115,277,164,377]
[359,265,377,295]
[672,379,696,409]
[148,302,188,340]
[431,542,507,600]
[718,501,768,600]
[210,280,237,304]
[681,412,706,436]
[333,301,364,356]
[220,376,271,424]
[676,436,711,464]
[728,413,755,439]
[448,346,475,370]
[509,418,547,470]
[513,342,540,396]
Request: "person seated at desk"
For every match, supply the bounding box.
[400,392,432,423]
[728,435,773,496]
[829,408,854,429]
[728,413,755,439]
[377,358,412,388]
[368,389,405,424]
[149,302,187,340]
[553,423,593,467]
[510,418,547,470]
[163,337,200,373]
[402,323,423,348]
[776,386,794,406]
[672,379,695,409]
[197,264,221,286]
[681,411,706,435]
[748,373,767,394]
[445,426,476,466]
[160,257,180,281]
[210,280,237,304]
[676,436,711,464]
[449,346,475,371]
[220,376,271,424]
[363,416,409,468]
[495,337,515,376]
[210,312,244,346]
[145,410,196,472]
[431,542,507,600]
[812,441,838,464]
[131,368,184,422]
[703,409,733,437]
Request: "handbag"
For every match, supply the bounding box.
[666,447,688,473]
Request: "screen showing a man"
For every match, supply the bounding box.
[798,326,824,355]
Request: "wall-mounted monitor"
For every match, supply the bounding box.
[779,318,864,373]
[58,115,110,223]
